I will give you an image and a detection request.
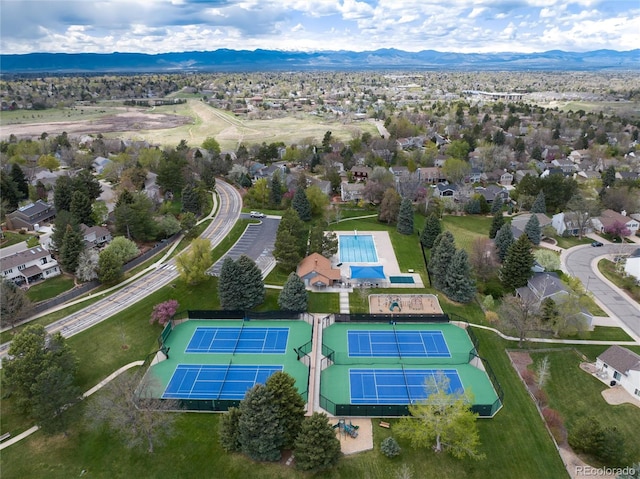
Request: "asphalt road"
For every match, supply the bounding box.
[0,179,242,357]
[564,243,640,339]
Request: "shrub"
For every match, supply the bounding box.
[532,388,548,408]
[380,436,401,458]
[542,408,566,443]
[521,369,536,386]
[485,311,499,324]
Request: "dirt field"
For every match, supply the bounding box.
[0,109,193,140]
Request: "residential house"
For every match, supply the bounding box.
[515,169,538,183]
[568,149,592,164]
[309,178,332,196]
[297,253,341,288]
[341,182,365,202]
[551,211,593,237]
[467,167,483,184]
[433,183,458,199]
[6,200,56,231]
[624,248,640,282]
[389,166,410,178]
[617,171,640,181]
[350,165,372,182]
[81,224,112,248]
[474,185,510,204]
[1,246,61,285]
[592,209,640,235]
[93,156,112,174]
[419,167,446,184]
[596,346,640,399]
[551,158,576,174]
[511,213,553,237]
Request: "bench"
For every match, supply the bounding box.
[379,421,390,429]
[0,432,11,442]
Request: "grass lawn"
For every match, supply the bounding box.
[530,347,640,466]
[554,236,592,249]
[577,326,634,342]
[0,231,36,249]
[25,275,75,302]
[598,259,640,303]
[308,292,340,313]
[442,215,492,253]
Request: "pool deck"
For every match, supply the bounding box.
[332,231,424,289]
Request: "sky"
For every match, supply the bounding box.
[1,0,638,55]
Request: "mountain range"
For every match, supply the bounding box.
[1,49,638,73]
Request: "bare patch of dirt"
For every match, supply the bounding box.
[2,111,193,140]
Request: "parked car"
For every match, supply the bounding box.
[591,241,604,247]
[250,211,266,218]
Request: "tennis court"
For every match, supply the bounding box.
[147,319,312,409]
[350,368,463,404]
[186,326,289,354]
[162,364,283,400]
[348,330,450,358]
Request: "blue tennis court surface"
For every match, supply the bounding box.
[348,330,450,358]
[162,364,283,400]
[350,368,463,404]
[185,326,289,354]
[339,234,378,263]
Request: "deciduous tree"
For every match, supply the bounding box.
[150,300,179,326]
[0,278,32,329]
[103,236,139,265]
[87,371,178,453]
[379,188,401,224]
[98,248,123,285]
[75,248,99,282]
[395,373,483,460]
[498,294,541,347]
[176,238,213,285]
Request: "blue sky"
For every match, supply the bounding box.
[1,0,638,54]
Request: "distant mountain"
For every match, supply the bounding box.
[1,49,638,73]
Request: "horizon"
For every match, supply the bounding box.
[1,1,637,55]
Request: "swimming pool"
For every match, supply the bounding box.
[339,234,378,263]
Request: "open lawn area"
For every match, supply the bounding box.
[598,259,640,303]
[530,346,640,466]
[441,215,492,253]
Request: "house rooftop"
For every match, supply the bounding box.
[598,345,640,375]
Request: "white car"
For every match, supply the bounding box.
[250,211,266,218]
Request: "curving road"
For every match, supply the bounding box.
[0,180,242,357]
[564,243,640,340]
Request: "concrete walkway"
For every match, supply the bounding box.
[339,292,350,313]
[0,360,145,450]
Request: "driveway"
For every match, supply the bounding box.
[564,243,640,341]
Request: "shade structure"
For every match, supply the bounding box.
[350,265,385,280]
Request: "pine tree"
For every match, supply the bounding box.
[54,175,74,212]
[274,209,307,271]
[59,224,84,273]
[443,249,476,303]
[219,407,242,452]
[500,235,534,289]
[10,163,29,199]
[494,223,515,262]
[491,195,503,214]
[270,172,283,208]
[278,273,308,312]
[236,254,265,310]
[429,231,456,291]
[70,190,94,226]
[531,191,546,214]
[294,412,342,472]
[218,256,244,310]
[489,211,505,239]
[181,184,202,216]
[265,371,305,449]
[525,214,541,245]
[238,384,284,462]
[292,187,312,221]
[420,213,442,249]
[396,197,414,235]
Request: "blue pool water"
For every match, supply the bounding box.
[339,234,378,263]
